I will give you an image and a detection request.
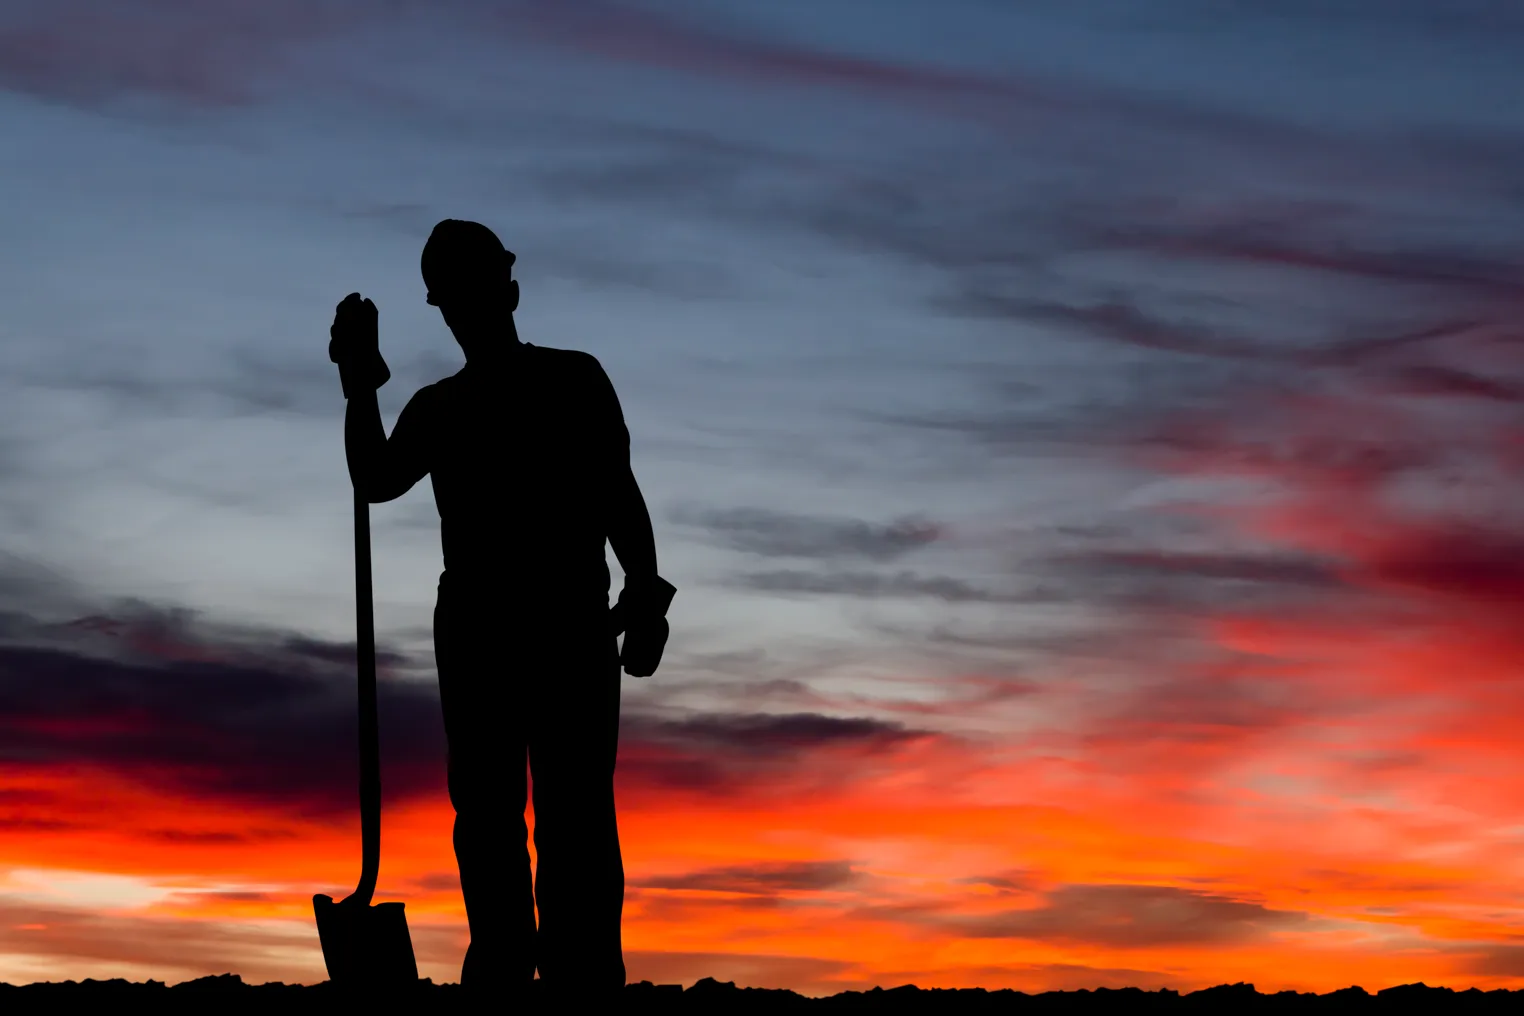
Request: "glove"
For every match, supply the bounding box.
[328,292,390,398]
[610,576,676,679]
[620,616,669,679]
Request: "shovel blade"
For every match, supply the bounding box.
[313,894,419,989]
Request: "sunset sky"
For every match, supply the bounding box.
[3,0,1524,996]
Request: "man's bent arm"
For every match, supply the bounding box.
[608,468,658,584]
[590,354,665,595]
[344,386,429,503]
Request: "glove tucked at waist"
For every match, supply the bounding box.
[610,575,676,679]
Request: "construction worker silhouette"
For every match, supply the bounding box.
[329,219,675,1003]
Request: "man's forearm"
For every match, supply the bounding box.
[344,388,387,498]
[608,470,658,584]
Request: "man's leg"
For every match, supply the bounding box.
[527,620,626,996]
[434,583,537,993]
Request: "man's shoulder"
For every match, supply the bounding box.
[524,345,613,400]
[526,343,604,374]
[396,376,456,422]
[408,376,450,401]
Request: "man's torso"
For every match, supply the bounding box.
[420,344,620,611]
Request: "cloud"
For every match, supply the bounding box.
[1042,547,1351,618]
[1100,216,1524,301]
[507,0,1351,162]
[1376,364,1524,402]
[512,0,1060,106]
[0,559,954,841]
[6,337,458,422]
[1076,668,1311,758]
[0,0,373,107]
[1,608,959,847]
[409,871,462,893]
[0,636,447,820]
[1068,550,1341,589]
[1361,525,1524,605]
[0,0,1305,159]
[637,860,856,895]
[951,884,1310,947]
[1173,0,1524,40]
[530,246,737,299]
[473,2,1524,317]
[0,897,320,984]
[20,0,1486,193]
[0,895,469,985]
[670,505,941,562]
[628,711,924,758]
[733,570,1043,604]
[616,710,932,798]
[953,873,1036,893]
[0,577,450,821]
[947,294,1486,372]
[945,296,1280,362]
[527,124,772,209]
[1002,263,1524,791]
[1465,945,1524,978]
[0,608,936,821]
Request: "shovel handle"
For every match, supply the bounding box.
[349,488,381,908]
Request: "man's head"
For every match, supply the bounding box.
[421,219,519,351]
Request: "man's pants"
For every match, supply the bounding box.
[433,576,626,996]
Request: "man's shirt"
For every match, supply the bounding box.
[372,342,630,613]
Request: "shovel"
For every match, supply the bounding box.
[312,480,419,990]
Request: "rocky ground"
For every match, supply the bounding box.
[2,974,1519,1013]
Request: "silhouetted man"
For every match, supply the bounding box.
[328,219,675,1003]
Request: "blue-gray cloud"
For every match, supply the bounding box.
[669,505,940,562]
[734,569,1048,605]
[0,0,372,106]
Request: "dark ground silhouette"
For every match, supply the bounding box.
[326,218,676,999]
[2,975,1518,1013]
